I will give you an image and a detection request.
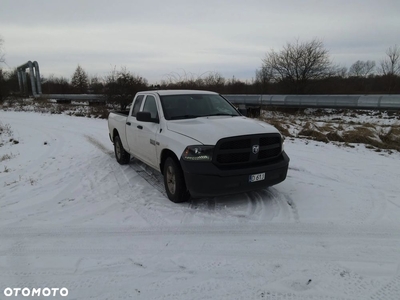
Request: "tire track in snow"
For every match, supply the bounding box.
[345,188,387,227]
[128,159,167,197]
[85,134,166,196]
[85,135,169,226]
[85,135,114,157]
[288,157,392,228]
[369,275,400,300]
[108,161,169,226]
[246,192,261,219]
[267,187,299,222]
[2,260,399,299]
[179,198,204,224]
[180,187,294,225]
[0,266,360,300]
[3,243,399,266]
[3,226,399,276]
[1,222,400,239]
[299,261,385,299]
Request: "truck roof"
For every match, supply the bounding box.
[138,90,218,96]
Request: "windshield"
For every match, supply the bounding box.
[160,94,240,120]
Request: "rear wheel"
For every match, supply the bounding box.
[114,135,130,165]
[163,157,190,203]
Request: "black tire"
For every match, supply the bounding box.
[114,135,130,165]
[163,157,190,203]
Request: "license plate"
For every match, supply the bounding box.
[249,172,265,183]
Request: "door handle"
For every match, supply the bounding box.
[137,125,143,130]
[126,122,131,126]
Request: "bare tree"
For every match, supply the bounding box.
[0,68,4,103]
[105,66,148,110]
[255,65,273,93]
[349,60,376,77]
[262,38,333,93]
[160,70,226,91]
[161,70,204,89]
[202,72,225,92]
[0,36,5,102]
[89,75,104,94]
[71,65,89,93]
[333,66,348,78]
[380,45,400,76]
[0,36,5,64]
[42,74,72,94]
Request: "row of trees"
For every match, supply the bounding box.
[1,36,400,107]
[257,39,400,94]
[0,36,6,102]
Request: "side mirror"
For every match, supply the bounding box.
[136,111,159,123]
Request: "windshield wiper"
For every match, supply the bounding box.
[203,113,238,117]
[169,115,200,120]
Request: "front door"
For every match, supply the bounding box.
[136,95,160,169]
[126,95,144,155]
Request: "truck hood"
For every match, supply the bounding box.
[166,116,280,145]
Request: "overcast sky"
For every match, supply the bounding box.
[1,0,399,84]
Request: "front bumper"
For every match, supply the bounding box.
[180,151,289,198]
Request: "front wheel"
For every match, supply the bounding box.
[114,135,130,165]
[163,157,190,203]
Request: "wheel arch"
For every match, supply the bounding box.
[160,149,179,175]
[112,129,120,141]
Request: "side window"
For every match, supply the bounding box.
[131,95,144,117]
[142,95,158,119]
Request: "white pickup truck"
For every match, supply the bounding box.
[108,90,289,203]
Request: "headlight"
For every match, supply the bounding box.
[182,145,214,162]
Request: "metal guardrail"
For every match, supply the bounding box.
[38,93,400,110]
[224,94,400,110]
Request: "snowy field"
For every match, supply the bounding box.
[1,110,400,300]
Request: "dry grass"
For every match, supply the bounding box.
[298,122,329,143]
[378,127,400,151]
[0,153,13,162]
[0,122,13,136]
[326,132,345,142]
[265,119,292,137]
[298,129,329,143]
[342,128,379,146]
[317,124,335,132]
[259,111,400,152]
[0,122,15,148]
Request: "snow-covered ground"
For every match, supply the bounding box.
[262,109,400,153]
[1,111,400,300]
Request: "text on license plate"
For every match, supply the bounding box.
[249,172,265,183]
